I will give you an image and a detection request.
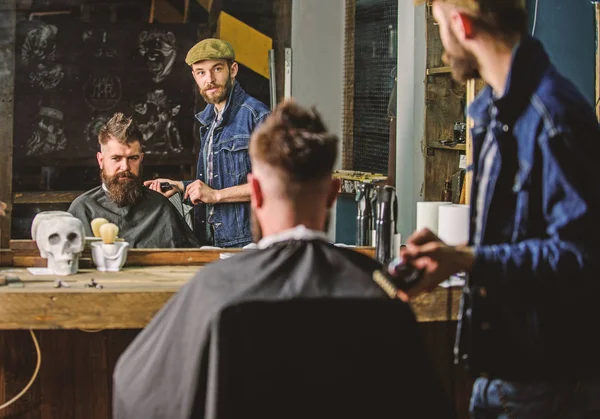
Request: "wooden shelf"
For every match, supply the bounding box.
[14,155,196,167]
[13,191,84,204]
[427,143,466,151]
[426,66,452,76]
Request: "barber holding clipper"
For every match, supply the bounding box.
[396,0,600,417]
[145,39,270,248]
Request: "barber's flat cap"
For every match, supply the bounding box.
[436,0,526,12]
[185,38,235,66]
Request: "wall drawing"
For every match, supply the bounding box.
[138,30,177,84]
[21,23,64,89]
[26,106,68,156]
[134,89,183,154]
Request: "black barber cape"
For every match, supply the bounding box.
[68,186,200,248]
[112,239,388,419]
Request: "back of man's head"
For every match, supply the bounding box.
[98,113,144,150]
[250,100,338,199]
[436,0,527,42]
[249,100,339,238]
[250,100,337,191]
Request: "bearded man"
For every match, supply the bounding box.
[145,38,270,248]
[68,113,199,248]
[398,0,600,417]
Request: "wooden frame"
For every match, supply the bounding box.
[274,0,292,103]
[0,0,15,250]
[465,79,475,205]
[423,2,465,202]
[596,3,600,120]
[342,0,355,170]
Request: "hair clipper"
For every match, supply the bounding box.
[372,256,424,299]
[160,182,173,192]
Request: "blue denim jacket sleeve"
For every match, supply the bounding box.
[471,128,598,298]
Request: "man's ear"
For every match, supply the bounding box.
[248,173,263,209]
[96,151,103,169]
[230,62,239,80]
[452,11,474,40]
[326,177,341,209]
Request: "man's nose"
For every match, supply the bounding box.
[120,159,131,171]
[205,72,215,84]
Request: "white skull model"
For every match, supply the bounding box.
[31,211,85,276]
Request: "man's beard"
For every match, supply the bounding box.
[442,30,480,83]
[101,170,144,207]
[200,77,232,105]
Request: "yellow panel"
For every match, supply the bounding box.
[216,12,272,79]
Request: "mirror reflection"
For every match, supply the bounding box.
[3,0,399,250]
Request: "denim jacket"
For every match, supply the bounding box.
[459,37,600,380]
[184,81,270,247]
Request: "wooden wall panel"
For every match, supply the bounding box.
[38,331,74,419]
[0,330,41,418]
[0,330,141,419]
[424,149,461,201]
[423,1,466,202]
[0,326,471,419]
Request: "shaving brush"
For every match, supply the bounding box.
[99,223,119,257]
[91,218,109,238]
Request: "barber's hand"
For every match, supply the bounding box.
[143,178,181,199]
[397,228,474,301]
[184,180,218,205]
[0,201,6,217]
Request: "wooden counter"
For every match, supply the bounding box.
[0,266,461,330]
[0,241,462,330]
[0,243,470,418]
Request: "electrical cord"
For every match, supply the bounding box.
[532,0,540,36]
[0,330,41,411]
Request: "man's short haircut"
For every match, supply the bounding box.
[471,7,527,41]
[250,100,338,184]
[98,113,144,148]
[438,0,528,41]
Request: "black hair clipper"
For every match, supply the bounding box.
[160,182,174,192]
[372,256,424,299]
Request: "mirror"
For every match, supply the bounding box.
[1,0,398,249]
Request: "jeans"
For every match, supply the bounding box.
[470,377,600,418]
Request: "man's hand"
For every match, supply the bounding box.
[0,201,6,217]
[184,180,218,205]
[396,228,474,301]
[143,178,182,199]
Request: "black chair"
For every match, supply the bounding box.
[208,298,456,419]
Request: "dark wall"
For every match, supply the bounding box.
[527,0,596,105]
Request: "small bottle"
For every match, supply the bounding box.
[441,177,452,202]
